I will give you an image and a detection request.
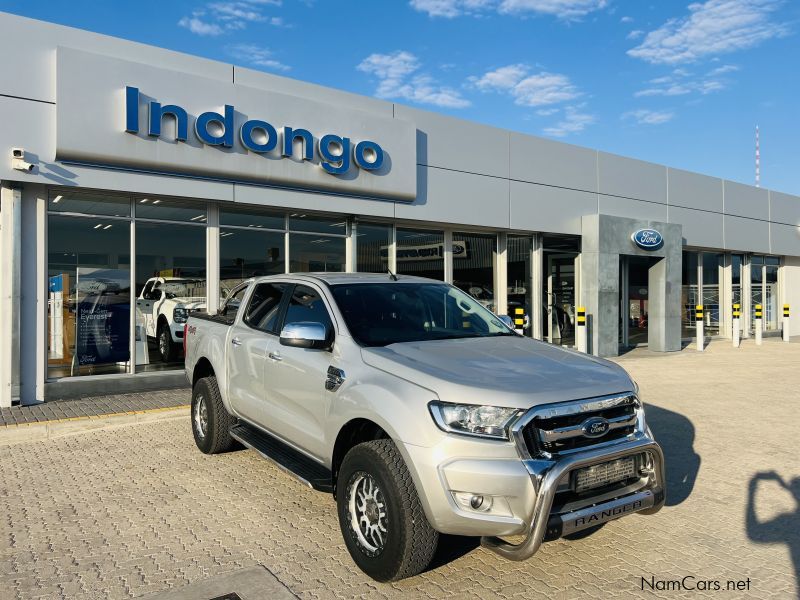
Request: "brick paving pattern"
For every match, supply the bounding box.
[0,389,190,427]
[0,339,798,599]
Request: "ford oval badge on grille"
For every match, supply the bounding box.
[581,417,610,438]
[631,229,663,250]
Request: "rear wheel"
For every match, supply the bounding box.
[191,376,233,454]
[336,439,438,581]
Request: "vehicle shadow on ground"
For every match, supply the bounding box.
[645,404,701,506]
[746,472,800,595]
[426,534,481,571]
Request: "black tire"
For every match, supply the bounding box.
[157,321,178,363]
[336,439,438,582]
[191,376,233,454]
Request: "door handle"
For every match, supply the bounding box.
[268,351,282,362]
[231,337,242,347]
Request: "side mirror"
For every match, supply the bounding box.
[279,322,330,349]
[498,315,515,330]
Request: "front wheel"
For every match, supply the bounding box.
[158,322,178,363]
[336,439,439,582]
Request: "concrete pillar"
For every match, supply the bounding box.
[647,255,682,352]
[580,250,619,357]
[206,203,220,313]
[495,233,507,316]
[0,182,22,406]
[531,234,543,340]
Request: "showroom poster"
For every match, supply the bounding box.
[74,267,131,368]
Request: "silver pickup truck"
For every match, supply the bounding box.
[184,273,665,581]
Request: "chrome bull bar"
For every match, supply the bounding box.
[481,437,666,561]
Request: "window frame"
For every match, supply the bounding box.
[278,283,337,342]
[241,281,290,335]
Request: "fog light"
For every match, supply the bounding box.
[453,492,493,512]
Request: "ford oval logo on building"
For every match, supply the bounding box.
[581,417,610,438]
[631,228,663,250]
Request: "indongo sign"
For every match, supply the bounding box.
[631,229,663,250]
[124,87,384,176]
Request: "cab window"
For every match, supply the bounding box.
[243,283,287,333]
[282,285,334,334]
[223,285,249,320]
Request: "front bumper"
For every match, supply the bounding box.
[480,436,665,560]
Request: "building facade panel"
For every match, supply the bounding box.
[598,194,668,222]
[509,181,596,235]
[770,222,800,256]
[668,206,724,249]
[395,166,510,228]
[723,180,769,221]
[724,215,770,253]
[394,105,510,178]
[667,167,723,213]
[769,191,800,226]
[509,133,597,192]
[597,152,667,204]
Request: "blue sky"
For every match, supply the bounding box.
[4,0,800,194]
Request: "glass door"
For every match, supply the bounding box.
[546,255,576,347]
[624,256,651,347]
[506,235,533,337]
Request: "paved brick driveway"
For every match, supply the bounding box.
[1,339,798,599]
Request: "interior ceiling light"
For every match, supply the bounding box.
[52,195,63,203]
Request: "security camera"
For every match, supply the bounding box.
[11,148,34,172]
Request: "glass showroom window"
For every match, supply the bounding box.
[732,254,744,335]
[702,252,724,335]
[750,255,764,333]
[681,251,699,338]
[134,197,207,370]
[356,222,392,273]
[764,257,780,331]
[47,192,131,378]
[289,212,346,272]
[396,228,444,280]
[453,232,497,313]
[220,205,286,294]
[507,235,533,337]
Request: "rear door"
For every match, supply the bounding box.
[263,283,335,459]
[226,281,288,423]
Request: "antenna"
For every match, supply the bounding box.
[755,125,760,188]
[387,269,398,281]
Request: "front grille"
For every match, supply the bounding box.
[521,394,638,457]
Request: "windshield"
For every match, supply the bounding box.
[160,279,205,299]
[331,282,514,347]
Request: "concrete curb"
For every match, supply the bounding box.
[0,405,190,446]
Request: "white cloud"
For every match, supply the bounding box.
[620,15,634,23]
[410,0,607,20]
[634,65,739,97]
[179,1,285,35]
[471,64,581,106]
[628,0,789,64]
[536,107,559,116]
[357,51,470,108]
[627,29,644,40]
[623,109,675,125]
[543,105,594,137]
[227,43,290,71]
[178,15,224,36]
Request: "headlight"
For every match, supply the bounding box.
[429,401,522,440]
[173,307,188,323]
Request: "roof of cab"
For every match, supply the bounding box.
[277,272,439,285]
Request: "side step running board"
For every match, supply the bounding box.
[230,423,333,493]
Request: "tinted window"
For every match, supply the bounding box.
[243,283,287,333]
[282,285,333,332]
[331,283,513,347]
[224,285,249,319]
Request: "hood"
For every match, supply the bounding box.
[168,297,206,310]
[361,336,633,410]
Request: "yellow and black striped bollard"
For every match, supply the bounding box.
[732,303,740,348]
[783,304,790,343]
[755,303,763,345]
[696,304,704,352]
[576,306,587,353]
[514,307,525,335]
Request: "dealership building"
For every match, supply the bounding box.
[1,12,798,406]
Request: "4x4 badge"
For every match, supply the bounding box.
[325,366,345,392]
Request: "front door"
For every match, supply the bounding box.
[620,256,652,348]
[226,282,287,423]
[263,283,334,460]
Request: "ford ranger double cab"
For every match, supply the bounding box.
[137,277,206,362]
[184,273,665,581]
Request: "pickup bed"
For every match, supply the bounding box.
[184,272,665,581]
